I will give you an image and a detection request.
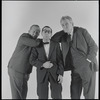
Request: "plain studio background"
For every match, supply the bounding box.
[2,1,99,99]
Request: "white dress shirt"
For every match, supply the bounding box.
[59,43,62,51]
[43,41,50,58]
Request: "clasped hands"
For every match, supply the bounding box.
[42,61,53,69]
[42,61,63,84]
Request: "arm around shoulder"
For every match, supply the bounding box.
[19,33,41,47]
[56,43,64,76]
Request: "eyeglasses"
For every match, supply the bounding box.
[42,29,52,33]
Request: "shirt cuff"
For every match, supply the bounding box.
[86,58,92,63]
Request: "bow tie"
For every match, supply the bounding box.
[43,42,49,45]
[68,34,71,37]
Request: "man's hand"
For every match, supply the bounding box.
[25,74,30,81]
[42,61,53,69]
[57,74,63,84]
[49,63,53,68]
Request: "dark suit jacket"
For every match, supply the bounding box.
[29,40,64,83]
[51,27,98,71]
[8,33,40,74]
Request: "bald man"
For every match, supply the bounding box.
[8,25,41,99]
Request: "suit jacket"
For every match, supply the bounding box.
[51,27,98,71]
[29,40,64,83]
[8,33,40,74]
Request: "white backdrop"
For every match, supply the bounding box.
[2,1,99,99]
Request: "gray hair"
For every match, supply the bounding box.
[60,16,74,26]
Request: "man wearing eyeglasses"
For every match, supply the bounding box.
[29,26,64,99]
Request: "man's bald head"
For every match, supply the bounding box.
[29,25,40,39]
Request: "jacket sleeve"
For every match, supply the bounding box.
[29,48,44,68]
[82,29,98,62]
[19,33,40,47]
[51,31,64,42]
[56,43,64,76]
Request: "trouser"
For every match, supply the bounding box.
[70,68,96,99]
[8,68,29,99]
[37,72,62,99]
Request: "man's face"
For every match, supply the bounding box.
[42,27,52,40]
[30,27,40,38]
[61,19,73,34]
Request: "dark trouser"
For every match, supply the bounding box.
[8,68,29,99]
[70,69,96,99]
[37,72,62,99]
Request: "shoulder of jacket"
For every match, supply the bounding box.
[51,40,59,46]
[74,27,87,35]
[20,33,30,37]
[55,30,64,34]
[76,27,87,31]
[21,33,29,36]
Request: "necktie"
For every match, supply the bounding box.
[68,34,72,47]
[65,34,73,70]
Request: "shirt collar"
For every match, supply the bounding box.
[69,28,73,36]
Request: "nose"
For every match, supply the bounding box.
[64,24,67,28]
[64,26,68,31]
[45,32,49,34]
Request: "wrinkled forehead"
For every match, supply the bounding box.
[30,26,40,31]
[33,26,40,30]
[60,18,71,24]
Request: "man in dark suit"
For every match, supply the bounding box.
[29,26,64,99]
[8,25,41,99]
[51,16,98,99]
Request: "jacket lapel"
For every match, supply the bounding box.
[39,41,48,60]
[75,27,87,55]
[48,41,55,60]
[61,35,69,65]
